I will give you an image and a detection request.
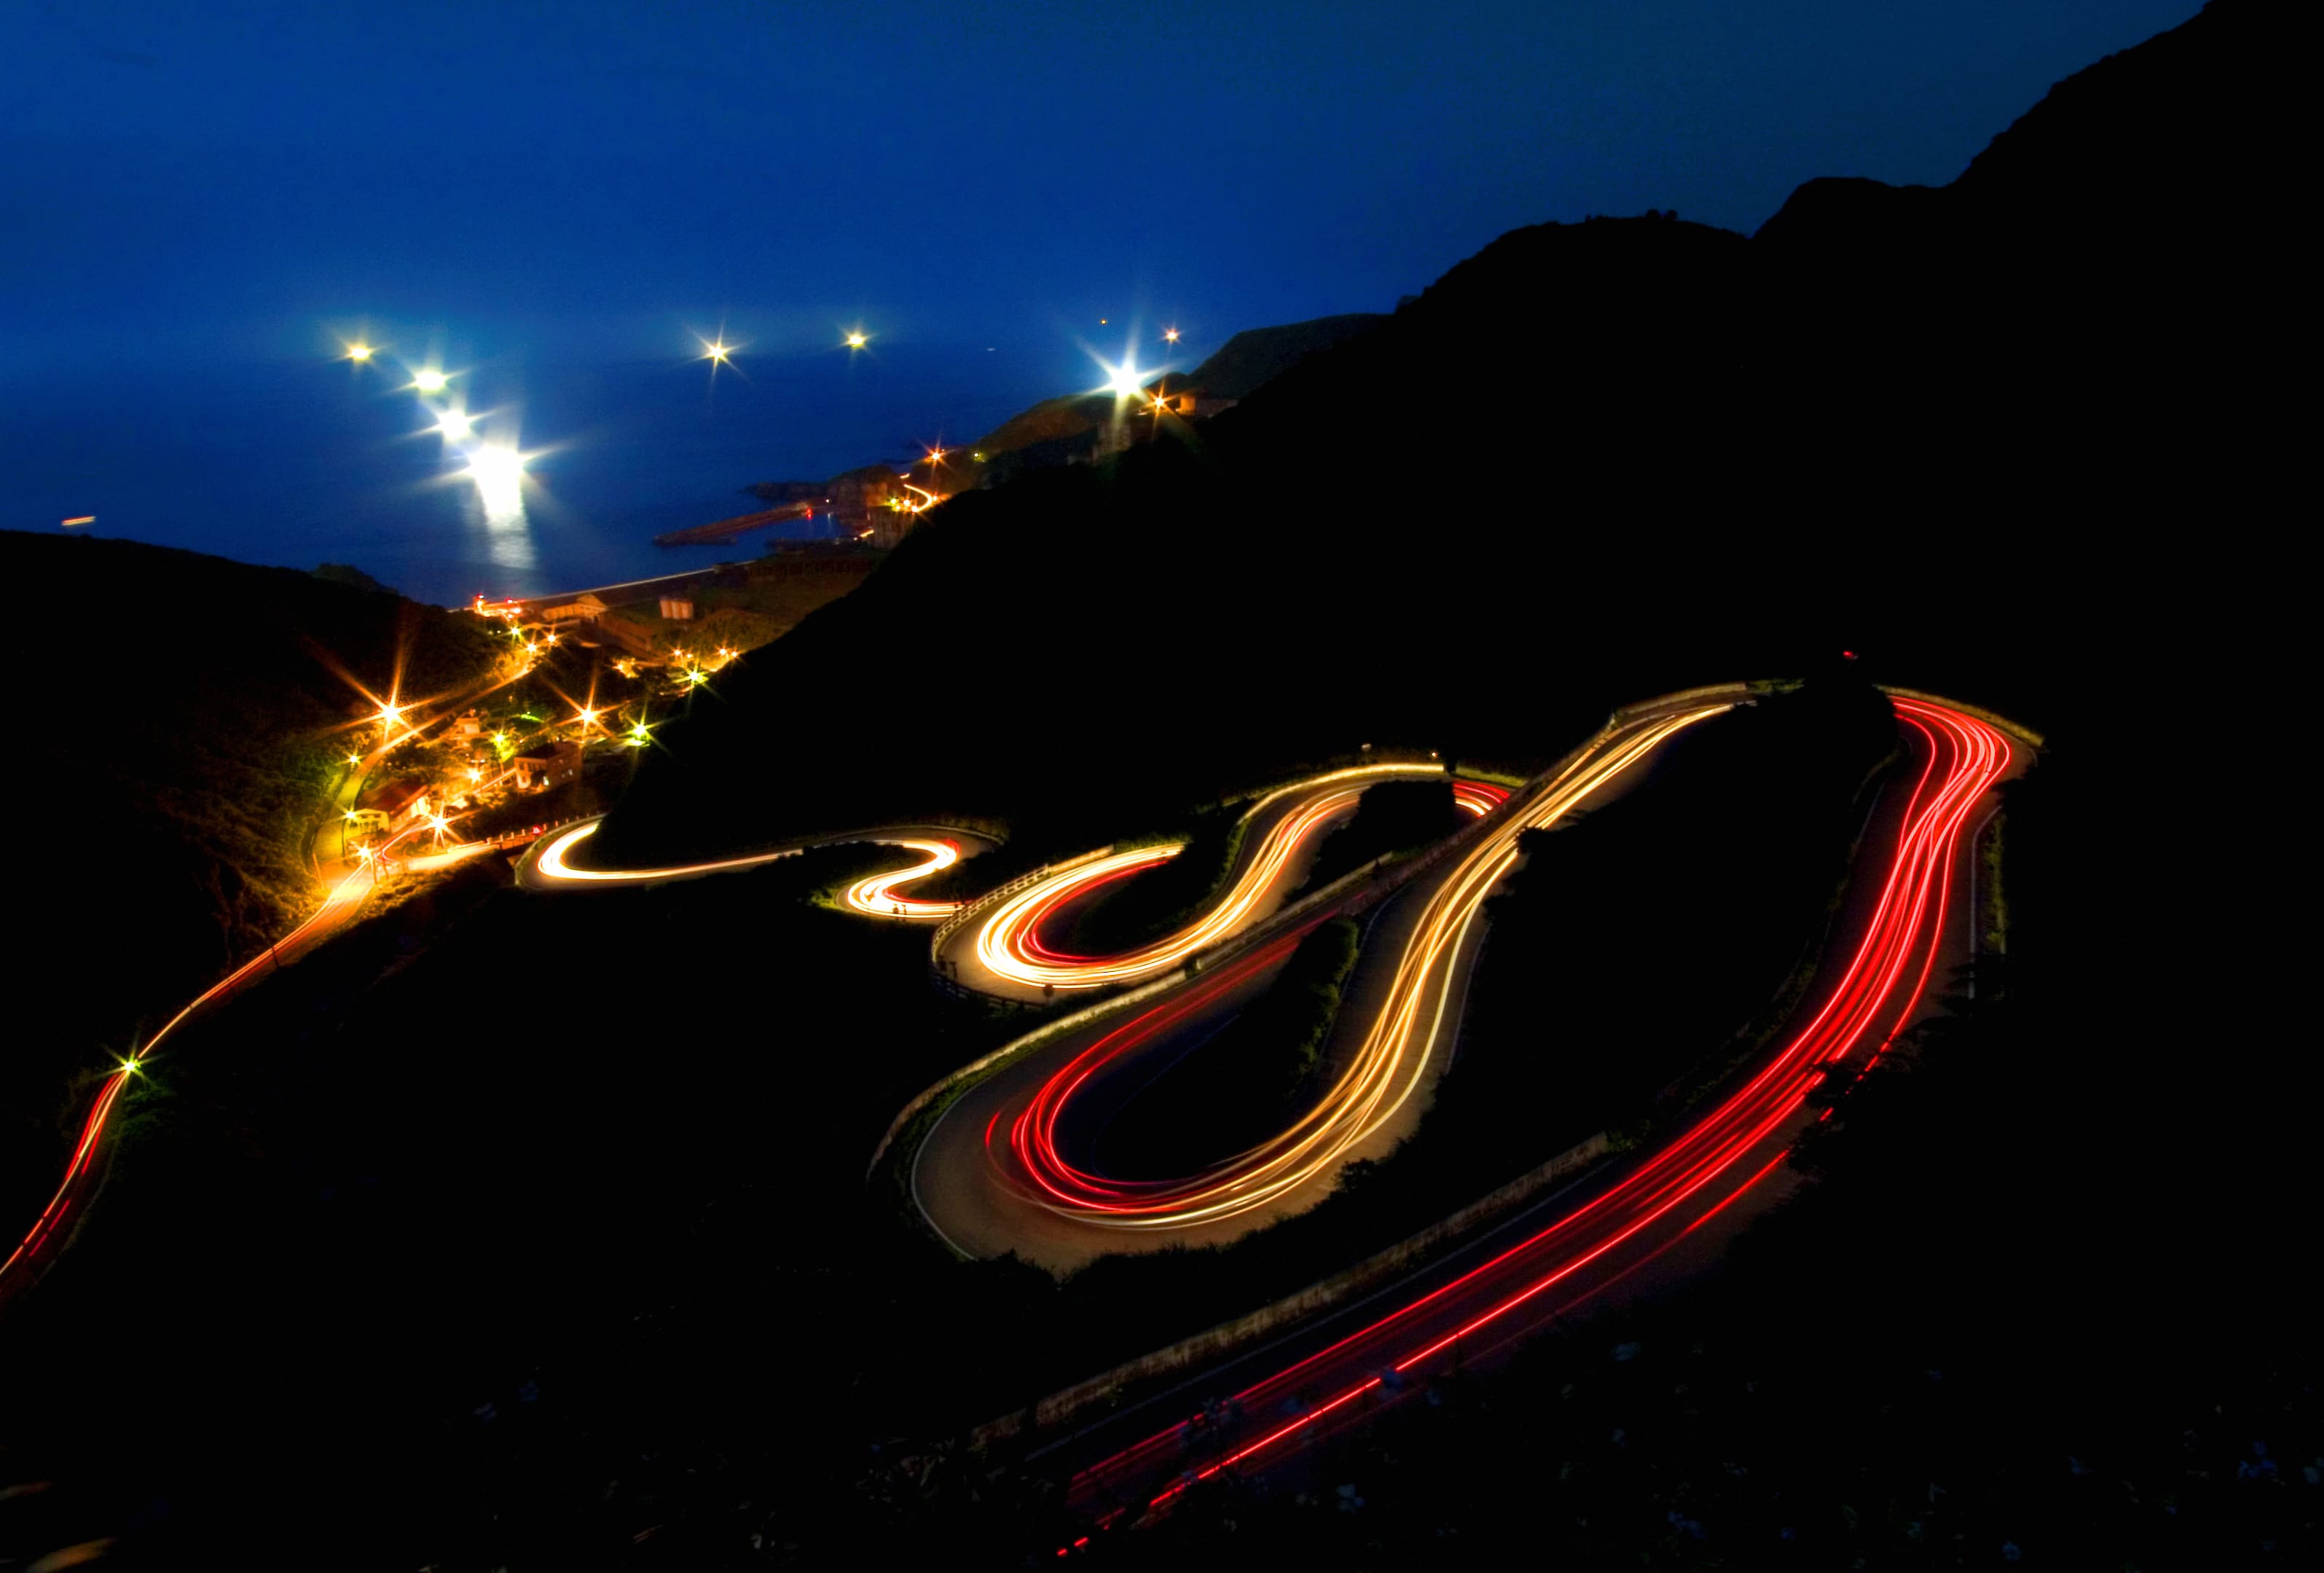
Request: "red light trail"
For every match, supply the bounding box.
[982,724,1708,1232]
[7,678,2015,1548]
[1053,697,2010,1527]
[0,806,458,1290]
[966,764,1459,994]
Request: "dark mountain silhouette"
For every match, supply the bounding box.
[589,0,2276,871]
[6,12,2304,1566]
[927,312,1389,483]
[1171,312,1386,399]
[0,529,492,1216]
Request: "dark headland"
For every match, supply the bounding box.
[0,4,2304,1567]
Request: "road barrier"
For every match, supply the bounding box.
[969,1129,1612,1448]
[879,690,1747,1197]
[926,845,1120,999]
[882,686,1776,1448]
[1877,685,2045,748]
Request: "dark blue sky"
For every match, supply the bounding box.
[6,1,2199,384]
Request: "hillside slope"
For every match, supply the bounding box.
[593,0,2276,865]
[1,530,495,1207]
[960,312,1389,463]
[1174,312,1386,400]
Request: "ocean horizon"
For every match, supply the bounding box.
[2,342,1070,606]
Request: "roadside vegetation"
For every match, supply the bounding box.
[0,529,495,1221]
[1291,777,1462,895]
[7,680,1917,1570]
[1440,679,1896,1167]
[1099,917,1362,1174]
[1055,801,1247,955]
[980,729,2315,1572]
[598,560,872,661]
[9,10,2302,1559]
[1013,769,1459,960]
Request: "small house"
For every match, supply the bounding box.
[513,740,584,793]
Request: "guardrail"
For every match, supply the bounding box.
[872,760,1570,1183]
[1613,680,1751,723]
[922,762,1468,1003]
[1876,684,2045,748]
[926,844,1119,999]
[970,1129,1612,1447]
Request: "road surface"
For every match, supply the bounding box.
[517,817,1002,914]
[932,764,1458,1003]
[911,700,1732,1269]
[1029,696,2017,1537]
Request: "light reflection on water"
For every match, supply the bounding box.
[1,348,1063,604]
[464,465,537,570]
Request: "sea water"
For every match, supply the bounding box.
[1,343,1061,605]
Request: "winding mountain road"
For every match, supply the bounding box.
[1035,696,2017,1533]
[7,674,2026,1547]
[910,701,1731,1267]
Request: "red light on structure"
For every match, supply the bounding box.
[1842,650,1858,660]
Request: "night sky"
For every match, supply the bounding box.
[7,1,2199,383]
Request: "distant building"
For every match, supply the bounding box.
[538,593,608,625]
[450,709,483,741]
[864,508,916,549]
[349,777,432,833]
[658,597,695,620]
[512,740,584,793]
[1143,381,1236,420]
[591,611,659,656]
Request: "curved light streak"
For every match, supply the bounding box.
[531,820,805,884]
[841,838,964,917]
[0,817,426,1286]
[1452,780,1504,817]
[1000,710,1723,1230]
[530,820,969,917]
[969,764,1450,993]
[5,699,546,1290]
[1064,697,2011,1521]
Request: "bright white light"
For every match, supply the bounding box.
[466,445,527,521]
[435,409,473,439]
[414,369,450,393]
[347,342,375,362]
[467,445,523,483]
[1107,360,1144,399]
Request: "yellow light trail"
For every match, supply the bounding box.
[1007,706,1730,1230]
[529,820,965,916]
[968,764,1444,992]
[841,838,962,917]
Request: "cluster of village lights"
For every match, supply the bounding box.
[333,675,653,868]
